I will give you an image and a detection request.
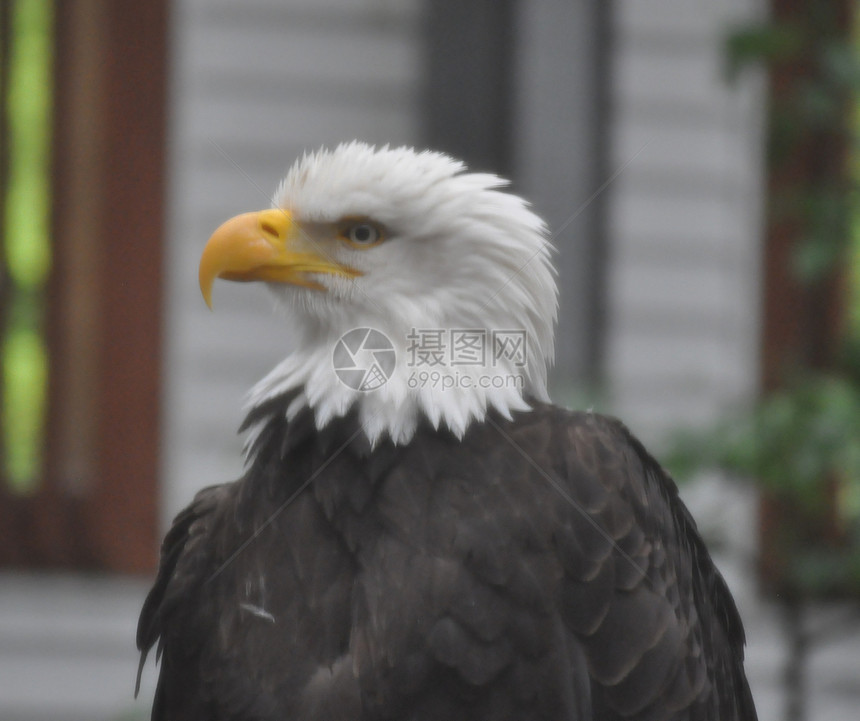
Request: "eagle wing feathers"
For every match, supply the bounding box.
[139,403,756,721]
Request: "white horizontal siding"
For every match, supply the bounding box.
[609,190,754,249]
[605,0,767,445]
[183,19,419,87]
[178,98,417,168]
[0,574,156,721]
[162,0,423,525]
[616,117,756,183]
[616,0,754,36]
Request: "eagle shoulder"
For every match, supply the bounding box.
[542,406,756,721]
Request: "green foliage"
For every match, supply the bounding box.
[728,14,860,286]
[724,24,803,81]
[668,375,860,506]
[667,372,860,598]
[789,542,860,596]
[2,0,53,493]
[2,324,48,494]
[669,13,860,601]
[793,187,852,282]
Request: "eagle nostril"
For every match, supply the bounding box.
[260,220,280,240]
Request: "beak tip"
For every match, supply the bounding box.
[200,277,215,310]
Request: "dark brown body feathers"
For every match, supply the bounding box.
[138,398,757,720]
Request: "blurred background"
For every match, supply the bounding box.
[1,0,858,719]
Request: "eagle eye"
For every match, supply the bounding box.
[341,221,384,248]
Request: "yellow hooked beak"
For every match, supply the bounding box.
[198,209,362,308]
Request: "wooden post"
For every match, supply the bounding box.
[758,0,853,592]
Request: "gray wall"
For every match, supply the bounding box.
[604,0,767,444]
[162,0,424,522]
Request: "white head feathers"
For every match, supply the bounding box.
[245,142,558,448]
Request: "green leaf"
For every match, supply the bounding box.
[725,23,804,81]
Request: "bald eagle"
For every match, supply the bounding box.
[138,143,757,721]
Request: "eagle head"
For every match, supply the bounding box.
[200,142,558,446]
